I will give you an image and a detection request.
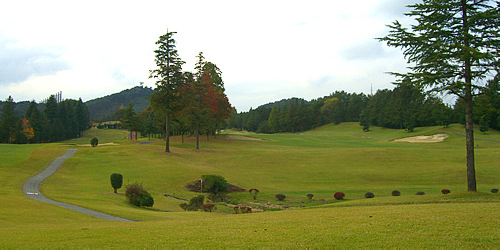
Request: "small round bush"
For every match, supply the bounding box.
[415,191,425,195]
[364,192,375,198]
[491,188,499,193]
[275,194,286,201]
[307,193,314,200]
[441,189,451,194]
[90,137,98,147]
[334,192,345,200]
[391,190,401,196]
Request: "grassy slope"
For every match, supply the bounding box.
[0,123,498,247]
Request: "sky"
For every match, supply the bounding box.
[0,0,421,112]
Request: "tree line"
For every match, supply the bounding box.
[227,81,499,133]
[0,95,90,143]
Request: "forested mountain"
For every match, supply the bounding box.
[85,86,154,121]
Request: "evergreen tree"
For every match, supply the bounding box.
[379,0,500,191]
[0,96,19,143]
[149,30,185,152]
[75,98,90,136]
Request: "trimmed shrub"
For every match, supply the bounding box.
[307,193,314,201]
[202,175,228,195]
[110,173,123,193]
[275,194,286,201]
[364,192,375,198]
[391,190,401,196]
[415,191,425,195]
[90,137,98,147]
[441,189,451,194]
[491,188,499,193]
[125,182,154,207]
[334,192,345,200]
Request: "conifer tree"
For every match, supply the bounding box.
[379,0,500,191]
[149,30,185,152]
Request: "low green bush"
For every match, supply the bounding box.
[491,188,499,193]
[125,182,154,207]
[415,191,425,195]
[364,192,375,198]
[441,189,451,195]
[307,193,314,201]
[391,190,401,196]
[180,195,205,211]
[275,194,286,201]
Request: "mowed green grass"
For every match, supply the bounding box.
[0,123,498,247]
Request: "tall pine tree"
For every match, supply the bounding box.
[149,30,185,152]
[379,0,500,191]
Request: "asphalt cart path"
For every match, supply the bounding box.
[23,149,133,222]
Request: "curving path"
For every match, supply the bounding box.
[23,149,133,222]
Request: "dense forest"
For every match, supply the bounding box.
[227,80,499,133]
[0,95,90,143]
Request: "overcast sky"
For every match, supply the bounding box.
[1,0,420,112]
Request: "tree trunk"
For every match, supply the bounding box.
[462,0,476,191]
[165,113,170,153]
[464,85,476,191]
[195,125,200,149]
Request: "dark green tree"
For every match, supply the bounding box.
[122,103,139,139]
[0,96,20,143]
[379,0,500,191]
[110,173,123,193]
[149,30,185,152]
[75,98,90,136]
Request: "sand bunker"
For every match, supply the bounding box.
[226,135,263,141]
[394,134,449,143]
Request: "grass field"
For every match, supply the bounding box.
[0,123,498,247]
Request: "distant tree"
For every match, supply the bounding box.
[0,96,19,143]
[25,101,46,143]
[122,103,139,138]
[75,98,90,136]
[110,173,123,193]
[379,0,500,191]
[149,30,185,153]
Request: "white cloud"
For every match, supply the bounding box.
[0,0,414,111]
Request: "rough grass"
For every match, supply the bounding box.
[0,123,498,247]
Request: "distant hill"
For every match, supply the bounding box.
[257,97,308,110]
[85,86,154,121]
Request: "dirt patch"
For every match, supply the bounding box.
[185,180,246,193]
[226,135,263,141]
[394,133,449,143]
